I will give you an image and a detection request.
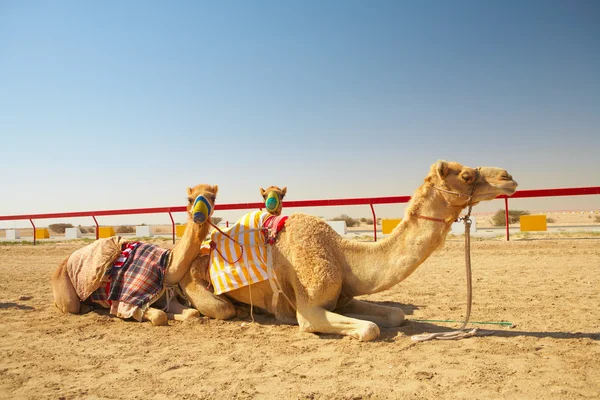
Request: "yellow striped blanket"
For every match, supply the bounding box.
[203,211,277,295]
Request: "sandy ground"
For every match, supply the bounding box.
[1,236,599,400]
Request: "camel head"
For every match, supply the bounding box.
[426,160,517,207]
[186,184,218,224]
[260,186,287,216]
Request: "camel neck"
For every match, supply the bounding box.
[165,218,209,285]
[342,184,465,296]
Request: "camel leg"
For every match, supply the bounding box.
[335,299,405,328]
[179,271,237,320]
[296,306,380,342]
[165,296,200,322]
[142,307,168,326]
[51,258,82,314]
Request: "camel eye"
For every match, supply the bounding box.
[187,197,194,204]
[461,173,473,183]
[208,195,216,203]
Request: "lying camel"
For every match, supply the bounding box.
[180,161,517,340]
[51,183,218,325]
[172,186,289,320]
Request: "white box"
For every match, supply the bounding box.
[136,225,153,237]
[6,230,20,240]
[65,227,82,239]
[327,221,347,235]
[451,216,477,235]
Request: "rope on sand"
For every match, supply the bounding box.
[412,319,513,327]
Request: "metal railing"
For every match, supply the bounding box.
[1,186,598,244]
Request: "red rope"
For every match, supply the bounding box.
[208,221,244,264]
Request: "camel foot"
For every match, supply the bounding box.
[143,308,168,326]
[355,322,380,342]
[182,308,200,319]
[169,309,200,322]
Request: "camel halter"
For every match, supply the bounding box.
[411,168,483,342]
[265,191,282,214]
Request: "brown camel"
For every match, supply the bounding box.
[51,184,218,326]
[260,186,287,216]
[180,161,517,340]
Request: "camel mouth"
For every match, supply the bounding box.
[493,181,518,197]
[502,180,518,195]
[475,181,517,200]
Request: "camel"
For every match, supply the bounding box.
[51,183,218,326]
[180,161,517,340]
[260,186,287,216]
[167,186,289,321]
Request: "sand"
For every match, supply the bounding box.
[1,237,599,399]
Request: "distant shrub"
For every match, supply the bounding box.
[332,214,358,227]
[363,218,374,225]
[79,226,95,234]
[546,217,555,223]
[114,225,135,234]
[491,209,530,226]
[595,215,600,223]
[49,223,74,234]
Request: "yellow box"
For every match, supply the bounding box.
[382,219,402,234]
[176,225,186,237]
[520,215,547,231]
[98,226,115,238]
[35,228,50,239]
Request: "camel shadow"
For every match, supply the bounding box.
[378,321,600,341]
[0,302,35,311]
[361,300,421,315]
[234,301,421,328]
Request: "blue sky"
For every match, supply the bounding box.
[1,0,599,227]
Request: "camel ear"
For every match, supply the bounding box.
[212,185,218,196]
[260,188,266,198]
[187,187,193,196]
[281,187,287,197]
[435,160,449,179]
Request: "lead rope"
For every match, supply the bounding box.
[411,208,479,341]
[411,169,486,342]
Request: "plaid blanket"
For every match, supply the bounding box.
[90,242,171,321]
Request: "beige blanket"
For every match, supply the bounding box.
[66,236,124,301]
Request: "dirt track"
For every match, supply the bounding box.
[0,238,599,399]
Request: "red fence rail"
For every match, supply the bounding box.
[1,186,598,244]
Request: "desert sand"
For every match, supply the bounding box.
[1,236,599,399]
